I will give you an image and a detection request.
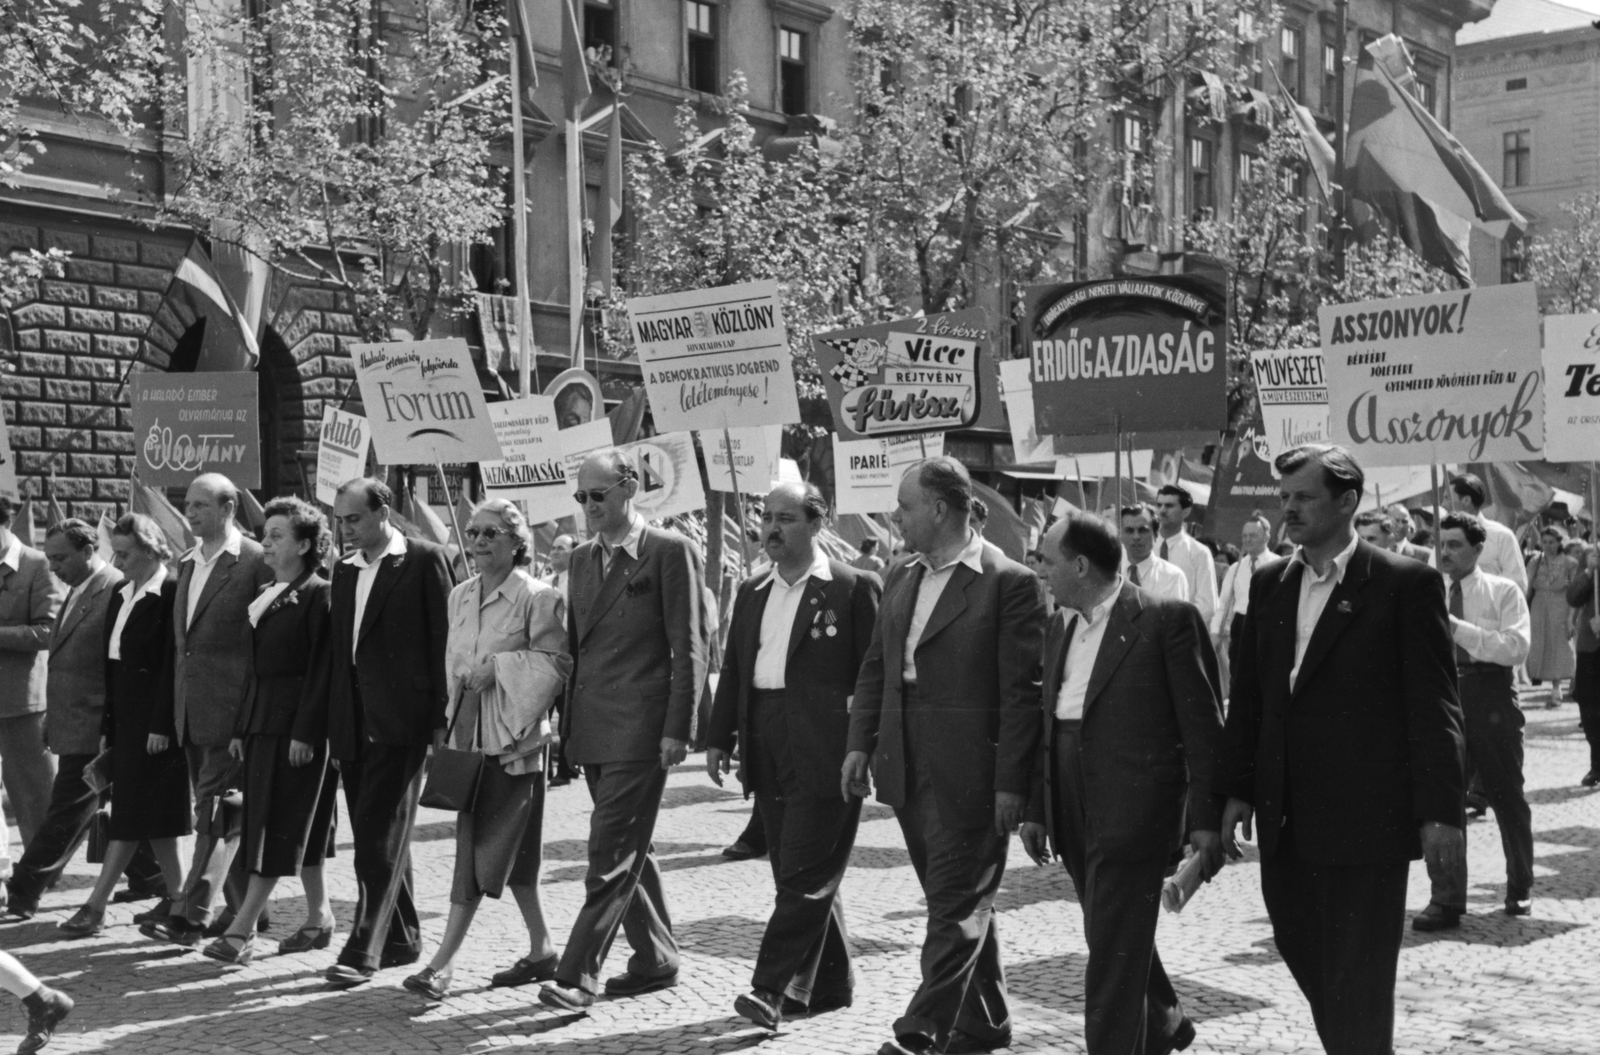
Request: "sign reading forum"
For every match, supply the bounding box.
[1319,283,1542,467]
[349,338,501,464]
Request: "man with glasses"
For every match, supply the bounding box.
[540,449,708,1011]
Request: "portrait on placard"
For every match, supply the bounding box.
[544,368,604,430]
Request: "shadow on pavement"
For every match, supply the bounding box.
[1008,951,1271,1023]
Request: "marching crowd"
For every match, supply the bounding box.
[0,444,1592,1055]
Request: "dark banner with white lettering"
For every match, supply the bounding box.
[1024,274,1228,439]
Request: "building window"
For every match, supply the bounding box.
[1236,11,1260,89]
[779,28,808,116]
[1280,25,1303,100]
[1414,68,1437,115]
[1501,236,1525,284]
[1236,150,1257,188]
[584,0,616,63]
[1322,40,1338,112]
[1189,137,1214,219]
[685,1,717,93]
[1506,77,1527,91]
[1503,130,1530,187]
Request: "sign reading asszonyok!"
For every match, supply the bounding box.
[1024,274,1228,438]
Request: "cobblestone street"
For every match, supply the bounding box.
[2,686,1596,1055]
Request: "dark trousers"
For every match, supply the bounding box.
[1227,613,1245,673]
[747,689,859,1004]
[1576,650,1600,771]
[1260,824,1409,1055]
[176,741,243,925]
[7,754,98,906]
[1428,666,1534,907]
[336,742,427,971]
[893,748,1010,1048]
[554,758,678,996]
[1051,722,1185,1055]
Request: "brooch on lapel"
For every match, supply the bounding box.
[624,577,653,598]
[810,608,839,640]
[1336,600,1353,614]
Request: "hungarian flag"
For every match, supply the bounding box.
[147,241,260,372]
[1346,35,1525,283]
[130,477,197,555]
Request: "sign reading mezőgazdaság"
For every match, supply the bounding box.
[349,338,501,464]
[1319,283,1542,467]
[131,371,261,487]
[1024,275,1228,438]
[480,397,570,524]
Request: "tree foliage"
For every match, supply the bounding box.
[158,0,509,341]
[1523,192,1600,315]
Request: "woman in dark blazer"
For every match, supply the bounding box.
[203,497,335,965]
[59,514,190,937]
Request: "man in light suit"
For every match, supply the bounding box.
[539,449,708,1012]
[0,496,64,858]
[4,520,119,918]
[1218,444,1464,1055]
[317,477,452,986]
[843,456,1045,1055]
[1023,512,1224,1054]
[148,473,272,947]
[707,482,881,1029]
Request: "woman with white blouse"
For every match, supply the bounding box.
[404,499,572,1000]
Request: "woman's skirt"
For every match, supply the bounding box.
[451,749,545,904]
[1527,588,1577,681]
[240,734,338,878]
[108,736,193,842]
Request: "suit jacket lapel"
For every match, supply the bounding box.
[786,575,829,665]
[188,550,238,627]
[883,562,921,684]
[916,563,975,650]
[357,549,406,645]
[1291,545,1371,697]
[737,581,770,676]
[1083,587,1143,714]
[580,541,641,641]
[53,566,105,652]
[1040,609,1069,708]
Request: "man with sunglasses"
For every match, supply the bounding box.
[539,449,709,1011]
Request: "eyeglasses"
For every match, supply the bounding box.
[573,481,624,505]
[464,526,505,542]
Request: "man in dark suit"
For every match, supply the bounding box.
[1021,511,1224,1055]
[316,477,451,986]
[843,456,1045,1055]
[1217,443,1465,1055]
[539,449,707,1011]
[4,521,122,918]
[706,482,881,1030]
[0,496,64,854]
[149,473,273,945]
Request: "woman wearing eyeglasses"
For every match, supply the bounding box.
[404,498,572,999]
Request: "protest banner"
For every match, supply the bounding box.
[480,397,571,523]
[315,407,370,505]
[704,425,782,493]
[813,308,1001,441]
[130,371,261,487]
[1319,283,1542,467]
[627,279,801,432]
[475,293,522,374]
[1251,347,1330,457]
[1000,358,1053,463]
[1209,413,1282,543]
[833,433,945,515]
[559,425,705,522]
[544,368,604,428]
[1056,450,1153,479]
[1024,274,1228,439]
[349,338,501,464]
[0,402,16,498]
[1541,314,1600,462]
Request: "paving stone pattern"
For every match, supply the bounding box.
[2,687,1597,1054]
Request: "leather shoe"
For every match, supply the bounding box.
[1166,1017,1197,1053]
[782,991,853,1016]
[2,899,36,923]
[721,839,766,861]
[324,963,375,988]
[1505,896,1532,916]
[944,1029,1012,1054]
[538,982,595,1010]
[58,906,104,938]
[490,953,559,988]
[278,924,335,954]
[132,898,173,926]
[604,969,678,997]
[205,910,272,938]
[112,885,166,904]
[734,988,783,1029]
[150,917,204,948]
[1412,904,1463,932]
[1582,770,1599,788]
[403,966,451,1000]
[18,986,73,1055]
[202,934,256,965]
[877,1038,933,1055]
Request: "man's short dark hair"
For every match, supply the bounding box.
[1440,511,1487,548]
[1056,511,1122,577]
[912,456,972,513]
[1354,510,1393,534]
[859,538,879,554]
[1274,443,1365,500]
[1157,484,1193,509]
[46,518,97,551]
[1119,503,1154,522]
[797,483,828,522]
[336,477,393,511]
[0,496,15,527]
[1449,473,1487,509]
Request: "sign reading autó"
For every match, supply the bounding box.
[348,338,501,464]
[1024,274,1228,439]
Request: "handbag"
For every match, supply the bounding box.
[86,806,111,865]
[420,692,485,813]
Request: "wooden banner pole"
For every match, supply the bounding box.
[1114,412,1123,511]
[722,425,749,576]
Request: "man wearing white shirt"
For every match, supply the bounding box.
[1212,514,1277,671]
[543,534,575,597]
[1119,505,1188,603]
[1414,512,1535,931]
[1448,474,1528,594]
[1153,485,1219,626]
[1384,503,1435,566]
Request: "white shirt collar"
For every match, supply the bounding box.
[344,525,408,568]
[756,549,833,591]
[185,525,243,565]
[1452,567,1484,590]
[916,530,985,576]
[121,563,168,603]
[1294,531,1360,585]
[1072,576,1125,627]
[0,531,21,573]
[600,513,647,562]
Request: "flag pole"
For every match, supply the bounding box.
[721,422,750,577]
[1332,0,1349,280]
[508,0,533,397]
[567,117,585,367]
[1430,462,1443,563]
[1114,412,1123,511]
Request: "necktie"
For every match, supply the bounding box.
[1449,580,1471,665]
[1160,539,1170,561]
[1129,562,1141,586]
